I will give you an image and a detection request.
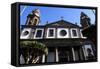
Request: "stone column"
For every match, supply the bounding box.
[42,54,45,63]
[72,47,76,61]
[55,48,59,62]
[82,46,87,60]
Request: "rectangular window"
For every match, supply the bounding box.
[36,30,42,37]
[34,28,44,39]
[49,29,54,37]
[71,28,78,38]
[46,28,55,38]
[72,30,77,36]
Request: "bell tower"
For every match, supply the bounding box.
[80,12,91,29]
[26,9,40,25]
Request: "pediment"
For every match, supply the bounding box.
[45,20,80,28]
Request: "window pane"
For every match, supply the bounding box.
[48,29,54,37]
[72,30,77,36]
[36,30,42,37]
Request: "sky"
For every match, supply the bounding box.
[20,5,96,27]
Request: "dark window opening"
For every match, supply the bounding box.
[46,48,55,62]
[48,29,54,37]
[34,19,38,25]
[23,31,29,36]
[74,46,85,61]
[58,47,73,62]
[60,30,67,36]
[72,30,77,36]
[28,21,31,25]
[35,30,43,38]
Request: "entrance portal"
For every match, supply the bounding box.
[58,47,73,62]
[58,46,85,62]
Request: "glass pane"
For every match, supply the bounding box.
[72,30,77,36]
[36,30,42,37]
[48,29,54,37]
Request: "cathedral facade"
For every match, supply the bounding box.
[20,9,97,64]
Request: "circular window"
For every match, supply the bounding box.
[23,31,29,36]
[60,30,67,36]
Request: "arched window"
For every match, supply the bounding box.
[34,19,38,25]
